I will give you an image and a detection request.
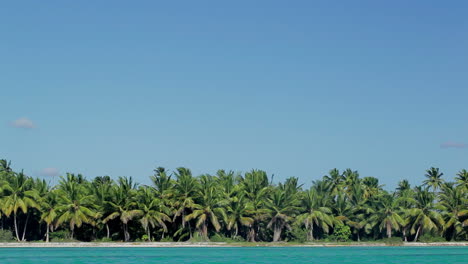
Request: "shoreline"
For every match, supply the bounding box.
[0,242,467,248]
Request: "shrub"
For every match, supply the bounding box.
[332,224,351,242]
[160,236,174,242]
[419,234,446,243]
[379,237,403,245]
[210,233,245,243]
[95,237,113,242]
[0,229,14,242]
[188,232,206,242]
[289,226,308,243]
[49,230,78,242]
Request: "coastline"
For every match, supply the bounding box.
[0,242,467,248]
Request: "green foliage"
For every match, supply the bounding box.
[288,226,308,243]
[0,159,467,243]
[210,233,245,242]
[49,230,78,242]
[419,233,446,243]
[379,237,403,245]
[188,232,206,242]
[160,236,174,242]
[95,237,113,242]
[0,229,14,241]
[332,224,351,242]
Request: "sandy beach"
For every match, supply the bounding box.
[0,242,466,248]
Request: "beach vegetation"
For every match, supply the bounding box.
[0,159,466,243]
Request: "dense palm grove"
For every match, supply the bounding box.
[0,159,467,243]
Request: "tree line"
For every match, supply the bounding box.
[0,159,467,243]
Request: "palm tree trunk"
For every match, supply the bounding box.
[403,227,407,242]
[273,223,282,242]
[203,222,208,241]
[188,222,192,239]
[310,224,315,241]
[46,223,50,243]
[147,227,151,241]
[13,213,20,242]
[123,224,129,242]
[21,213,30,241]
[106,223,110,239]
[386,222,392,238]
[70,227,74,240]
[413,225,421,242]
[248,225,256,242]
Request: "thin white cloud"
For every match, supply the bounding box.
[11,117,35,129]
[440,142,468,149]
[39,168,60,177]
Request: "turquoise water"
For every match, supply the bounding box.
[0,247,466,264]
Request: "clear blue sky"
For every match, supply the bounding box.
[1,1,467,189]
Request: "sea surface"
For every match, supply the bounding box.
[0,246,466,264]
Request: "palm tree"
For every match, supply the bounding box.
[91,176,114,239]
[409,187,444,241]
[216,170,239,199]
[0,160,13,179]
[150,167,174,198]
[396,180,411,196]
[137,187,171,241]
[322,168,343,196]
[103,176,141,242]
[296,187,334,241]
[395,183,415,242]
[342,169,360,197]
[423,167,444,194]
[361,177,382,199]
[185,175,226,240]
[455,169,468,191]
[266,178,300,242]
[40,190,59,242]
[55,174,97,239]
[172,167,198,240]
[439,183,467,240]
[368,194,404,238]
[225,194,254,239]
[239,169,270,242]
[0,171,39,241]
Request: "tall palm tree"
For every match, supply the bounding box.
[438,183,467,240]
[296,187,334,241]
[368,194,404,238]
[344,183,373,241]
[137,187,171,241]
[239,170,271,242]
[55,174,97,239]
[322,168,343,196]
[40,190,59,242]
[91,176,114,239]
[0,171,39,241]
[361,177,382,199]
[185,175,226,240]
[150,167,174,198]
[104,176,141,242]
[266,179,300,242]
[423,167,444,194]
[225,194,254,239]
[396,180,411,196]
[342,169,360,197]
[455,169,468,191]
[409,187,444,241]
[172,167,198,240]
[216,170,239,199]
